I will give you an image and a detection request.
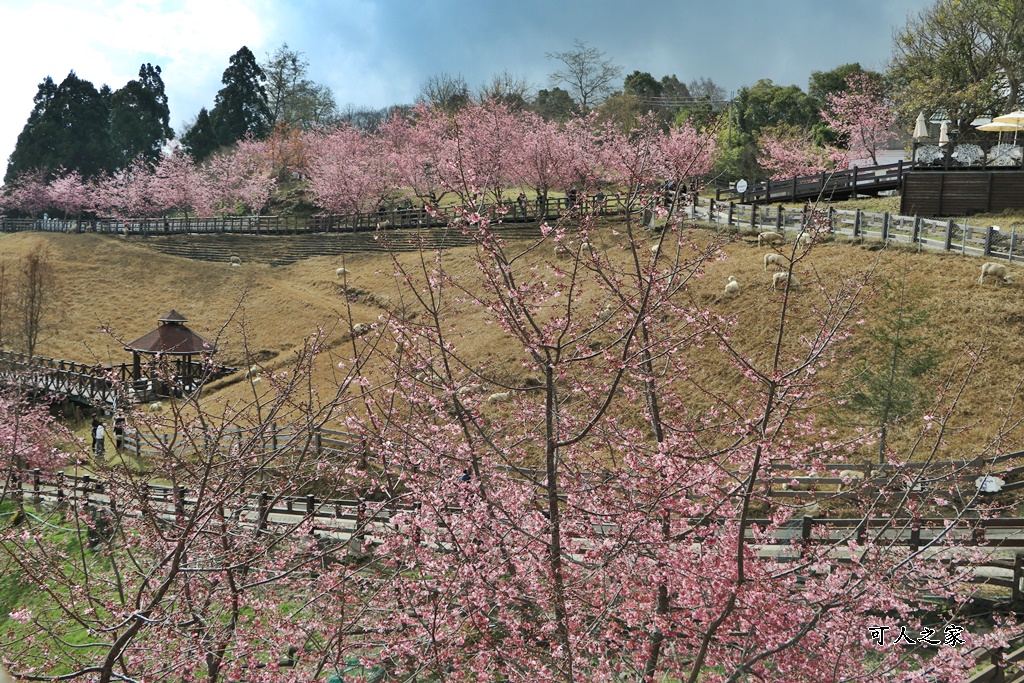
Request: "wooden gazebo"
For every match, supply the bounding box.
[124,310,216,397]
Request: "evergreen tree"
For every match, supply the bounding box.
[180,108,220,163]
[6,73,112,182]
[210,46,271,148]
[834,266,940,463]
[109,63,173,170]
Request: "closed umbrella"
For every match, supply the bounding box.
[938,121,949,145]
[913,111,929,139]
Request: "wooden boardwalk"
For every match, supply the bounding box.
[715,162,908,204]
[0,351,235,408]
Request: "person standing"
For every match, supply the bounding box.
[94,421,106,459]
[113,414,126,451]
[91,414,101,453]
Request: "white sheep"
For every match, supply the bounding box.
[979,261,1012,284]
[336,267,349,278]
[147,401,163,413]
[771,272,801,290]
[486,392,512,403]
[229,255,241,265]
[245,364,259,378]
[797,232,814,246]
[230,262,241,268]
[352,323,372,336]
[650,244,660,255]
[758,231,784,247]
[724,276,740,294]
[837,469,866,491]
[763,253,787,271]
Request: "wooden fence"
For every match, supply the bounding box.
[688,196,1024,262]
[0,194,630,236]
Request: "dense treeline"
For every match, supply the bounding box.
[3,0,1024,213]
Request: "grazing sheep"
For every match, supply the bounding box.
[724,276,740,294]
[763,253,787,271]
[336,267,349,278]
[979,261,1012,284]
[245,364,259,378]
[230,262,241,268]
[457,384,483,396]
[758,231,784,247]
[797,232,813,246]
[352,323,372,336]
[229,255,241,265]
[837,469,866,491]
[148,401,163,413]
[486,392,512,403]
[250,377,263,385]
[771,272,801,290]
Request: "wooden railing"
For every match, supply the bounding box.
[715,162,908,203]
[0,194,631,236]
[0,351,236,406]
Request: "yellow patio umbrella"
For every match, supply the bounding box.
[992,111,1024,144]
[976,121,1024,143]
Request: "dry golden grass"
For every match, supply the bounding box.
[3,220,1024,464]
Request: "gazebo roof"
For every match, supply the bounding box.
[125,311,215,356]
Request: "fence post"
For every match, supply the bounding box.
[800,515,814,557]
[33,468,41,503]
[1014,553,1024,603]
[909,526,921,552]
[912,216,921,250]
[82,474,91,505]
[272,421,278,453]
[985,226,995,257]
[945,219,955,251]
[174,485,184,517]
[727,202,734,228]
[854,208,862,239]
[962,218,969,255]
[1011,226,1018,263]
[776,207,784,232]
[258,491,268,531]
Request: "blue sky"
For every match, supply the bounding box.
[0,0,935,171]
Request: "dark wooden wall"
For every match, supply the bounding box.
[901,171,1024,217]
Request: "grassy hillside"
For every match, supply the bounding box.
[2,217,1023,465]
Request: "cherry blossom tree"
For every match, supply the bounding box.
[150,149,214,219]
[0,171,50,217]
[1,107,1021,683]
[203,138,276,215]
[45,168,92,222]
[93,156,159,219]
[757,125,842,180]
[305,124,396,214]
[822,73,896,166]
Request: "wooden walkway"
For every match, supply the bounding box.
[715,162,908,204]
[0,351,235,408]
